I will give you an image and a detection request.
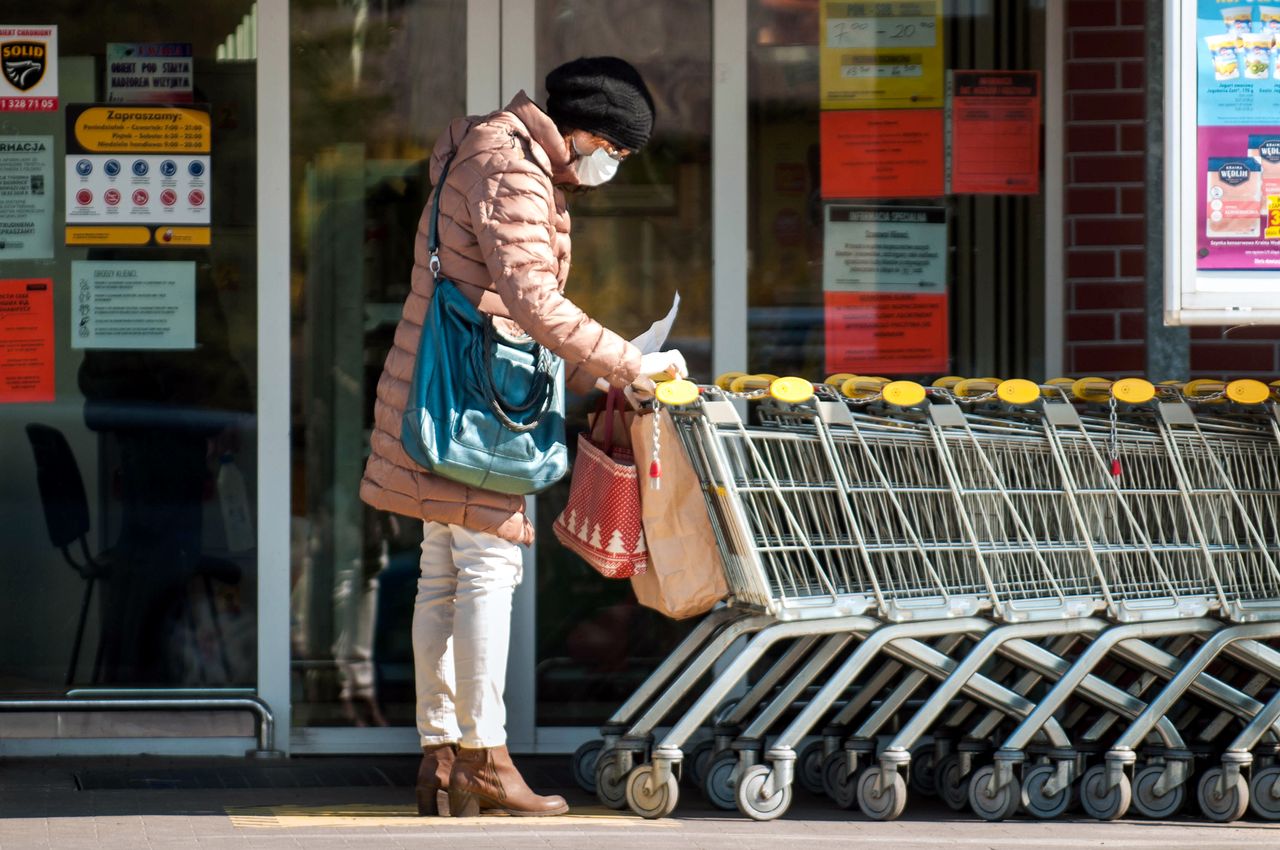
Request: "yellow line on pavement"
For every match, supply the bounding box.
[226,802,677,829]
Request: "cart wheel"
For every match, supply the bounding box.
[1197,767,1248,823]
[1079,764,1131,821]
[821,750,847,801]
[703,750,739,811]
[857,767,908,821]
[968,764,1020,822]
[571,739,604,794]
[687,739,716,789]
[736,765,792,821]
[595,750,629,810]
[625,764,679,820]
[908,742,939,797]
[1132,764,1185,819]
[1250,765,1280,819]
[797,741,826,795]
[935,754,970,811]
[1021,763,1073,819]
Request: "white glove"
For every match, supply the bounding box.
[639,349,688,382]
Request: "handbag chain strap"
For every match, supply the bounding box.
[429,131,557,435]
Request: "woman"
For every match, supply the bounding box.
[361,56,686,818]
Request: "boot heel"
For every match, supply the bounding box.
[416,788,440,817]
[449,789,481,818]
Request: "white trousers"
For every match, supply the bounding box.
[414,520,523,748]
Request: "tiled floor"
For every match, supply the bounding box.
[0,756,1277,849]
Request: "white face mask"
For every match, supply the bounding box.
[572,137,621,186]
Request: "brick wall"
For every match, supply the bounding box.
[1063,0,1280,380]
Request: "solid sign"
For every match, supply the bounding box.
[819,1,944,110]
[0,278,54,403]
[947,70,1041,195]
[71,261,196,350]
[0,136,54,259]
[820,109,944,198]
[107,43,193,104]
[0,25,57,112]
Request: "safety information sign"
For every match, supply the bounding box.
[0,278,54,403]
[947,70,1041,195]
[0,25,57,112]
[820,109,944,198]
[71,261,196,350]
[107,43,193,103]
[64,104,211,247]
[0,136,53,260]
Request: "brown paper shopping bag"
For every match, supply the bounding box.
[629,409,728,619]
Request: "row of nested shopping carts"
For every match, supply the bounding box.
[569,372,1280,824]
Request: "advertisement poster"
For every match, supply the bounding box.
[823,205,948,374]
[821,109,944,198]
[0,278,54,403]
[71,261,196,350]
[819,0,944,110]
[64,104,211,247]
[948,70,1042,194]
[0,136,53,259]
[1196,0,1280,270]
[0,25,57,112]
[107,43,193,103]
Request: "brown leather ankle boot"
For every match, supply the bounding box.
[417,743,457,816]
[448,745,569,817]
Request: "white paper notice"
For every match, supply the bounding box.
[71,260,196,350]
[629,291,681,354]
[0,136,53,259]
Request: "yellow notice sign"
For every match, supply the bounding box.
[820,1,944,110]
[69,105,210,153]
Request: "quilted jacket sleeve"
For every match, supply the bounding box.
[462,152,643,390]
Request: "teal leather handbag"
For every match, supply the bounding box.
[400,147,568,495]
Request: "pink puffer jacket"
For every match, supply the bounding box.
[360,91,643,545]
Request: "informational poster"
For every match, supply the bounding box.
[948,70,1042,195]
[0,136,53,259]
[71,261,196,350]
[0,25,57,112]
[0,278,54,403]
[107,43,193,104]
[819,1,944,110]
[821,109,945,198]
[823,205,948,374]
[64,104,211,247]
[1195,0,1280,270]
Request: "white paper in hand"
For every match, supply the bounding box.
[629,292,681,355]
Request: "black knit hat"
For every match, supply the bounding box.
[545,56,655,152]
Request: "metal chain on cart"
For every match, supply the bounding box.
[1108,394,1122,477]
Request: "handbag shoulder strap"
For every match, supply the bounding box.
[427,139,463,281]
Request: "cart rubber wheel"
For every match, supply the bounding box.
[736,765,793,821]
[1132,764,1185,819]
[821,751,846,800]
[595,750,629,810]
[858,767,908,821]
[1021,763,1073,819]
[968,764,1020,822]
[1079,764,1131,821]
[827,755,859,809]
[908,742,939,798]
[625,764,679,820]
[687,739,716,790]
[571,739,604,794]
[797,741,826,795]
[935,754,970,812]
[1197,767,1248,823]
[1250,766,1280,820]
[703,750,739,811]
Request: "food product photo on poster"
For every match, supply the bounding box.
[0,136,54,260]
[819,0,944,110]
[71,260,196,350]
[64,103,211,247]
[0,25,58,112]
[107,43,194,104]
[947,70,1041,195]
[0,278,54,403]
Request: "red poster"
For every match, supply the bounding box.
[824,291,949,375]
[0,278,54,403]
[820,109,945,199]
[948,70,1041,195]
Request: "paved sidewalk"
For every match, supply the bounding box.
[1,756,1278,849]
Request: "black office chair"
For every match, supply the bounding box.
[25,424,113,685]
[26,423,244,686]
